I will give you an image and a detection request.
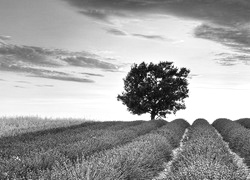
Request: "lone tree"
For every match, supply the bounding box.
[117,61,190,120]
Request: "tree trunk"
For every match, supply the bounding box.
[151,112,156,120]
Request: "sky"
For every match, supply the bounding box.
[1,0,250,123]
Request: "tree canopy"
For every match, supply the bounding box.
[117,61,190,120]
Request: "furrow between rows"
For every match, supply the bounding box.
[37,119,189,180]
[155,119,250,180]
[152,128,189,180]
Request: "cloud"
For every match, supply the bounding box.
[214,53,250,66]
[105,28,128,36]
[31,74,94,83]
[188,74,200,79]
[36,85,54,87]
[61,56,118,70]
[0,42,121,83]
[14,85,25,88]
[0,59,94,83]
[132,33,166,41]
[81,73,104,77]
[0,61,94,83]
[195,23,250,65]
[0,43,120,70]
[0,35,11,45]
[15,81,32,84]
[79,9,128,24]
[194,24,250,52]
[79,9,110,23]
[62,0,250,25]
[0,41,120,83]
[62,0,250,65]
[105,27,171,42]
[0,44,63,67]
[0,35,11,41]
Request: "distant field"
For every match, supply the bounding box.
[0,117,250,180]
[0,116,88,137]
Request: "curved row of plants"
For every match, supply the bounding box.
[235,118,250,129]
[1,120,164,179]
[37,119,190,180]
[0,120,145,158]
[160,119,249,180]
[0,117,95,138]
[213,118,250,166]
[59,119,166,161]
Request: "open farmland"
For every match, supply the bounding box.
[0,118,250,180]
[0,116,89,138]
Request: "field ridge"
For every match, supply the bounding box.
[214,128,250,178]
[156,119,250,179]
[153,128,189,180]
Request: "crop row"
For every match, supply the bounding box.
[35,119,190,180]
[235,118,250,129]
[159,119,249,180]
[0,120,165,179]
[213,118,250,166]
[0,116,87,138]
[0,120,145,158]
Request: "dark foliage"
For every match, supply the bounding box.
[117,61,190,120]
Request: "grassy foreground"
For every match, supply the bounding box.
[0,117,167,179]
[0,117,250,180]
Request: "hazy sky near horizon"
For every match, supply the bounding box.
[1,0,250,123]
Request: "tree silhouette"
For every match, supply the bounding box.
[117,61,190,120]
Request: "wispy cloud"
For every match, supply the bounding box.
[31,74,94,83]
[79,9,111,23]
[0,43,120,69]
[0,35,11,41]
[62,0,250,66]
[0,45,63,67]
[195,24,250,65]
[14,85,25,88]
[0,58,94,83]
[105,27,172,41]
[194,24,250,53]
[0,35,11,45]
[36,84,54,87]
[81,72,104,77]
[132,33,166,41]
[79,9,128,24]
[62,0,250,24]
[0,42,121,83]
[105,28,128,36]
[214,53,250,66]
[61,56,118,69]
[15,81,32,84]
[188,74,200,79]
